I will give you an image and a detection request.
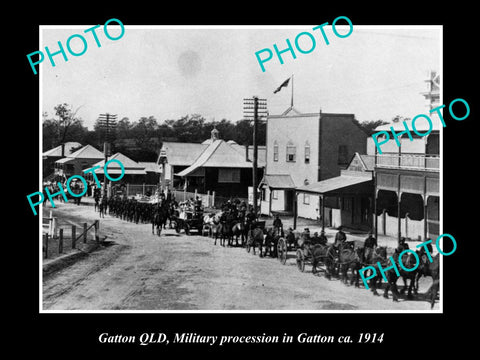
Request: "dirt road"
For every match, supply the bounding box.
[42,202,438,311]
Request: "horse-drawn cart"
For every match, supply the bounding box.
[173,209,204,235]
[276,229,300,265]
[295,243,332,274]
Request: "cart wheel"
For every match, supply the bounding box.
[277,237,287,265]
[296,249,305,272]
[246,238,251,253]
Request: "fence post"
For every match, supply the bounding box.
[194,188,197,200]
[48,211,53,236]
[52,217,58,238]
[126,183,130,197]
[72,225,76,249]
[83,223,88,243]
[59,228,64,254]
[207,191,210,207]
[95,220,100,243]
[212,191,216,208]
[44,234,49,259]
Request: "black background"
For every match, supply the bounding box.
[13,2,476,356]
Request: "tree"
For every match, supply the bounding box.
[42,103,88,151]
[354,119,390,135]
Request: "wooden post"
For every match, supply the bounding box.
[321,194,325,231]
[293,192,298,230]
[212,191,216,208]
[44,234,49,259]
[59,228,64,254]
[95,220,100,243]
[72,225,76,249]
[52,217,58,238]
[83,223,88,243]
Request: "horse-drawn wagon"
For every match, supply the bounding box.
[172,209,204,235]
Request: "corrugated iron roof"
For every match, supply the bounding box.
[66,144,104,159]
[43,142,82,157]
[296,175,372,194]
[260,174,296,189]
[159,142,208,166]
[85,152,147,175]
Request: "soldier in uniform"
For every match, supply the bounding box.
[272,214,283,236]
[334,227,347,248]
[246,208,256,231]
[397,237,409,253]
[363,231,377,264]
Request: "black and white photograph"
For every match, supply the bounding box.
[38,24,442,313]
[15,5,477,355]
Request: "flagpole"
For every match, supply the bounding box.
[290,74,294,108]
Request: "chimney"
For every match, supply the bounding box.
[245,144,249,161]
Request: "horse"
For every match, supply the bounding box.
[247,227,265,256]
[309,243,334,276]
[151,205,167,236]
[262,227,281,257]
[337,245,364,287]
[416,253,440,308]
[231,221,246,247]
[368,249,419,301]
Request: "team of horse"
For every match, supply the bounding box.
[93,198,439,308]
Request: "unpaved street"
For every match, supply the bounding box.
[42,202,437,311]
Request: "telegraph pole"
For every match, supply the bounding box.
[98,113,117,198]
[243,97,267,217]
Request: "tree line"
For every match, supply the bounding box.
[43,103,388,162]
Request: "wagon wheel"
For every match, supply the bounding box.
[277,237,287,265]
[296,249,305,272]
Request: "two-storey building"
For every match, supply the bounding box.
[259,106,368,219]
[371,119,440,241]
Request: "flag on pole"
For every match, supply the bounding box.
[273,77,291,94]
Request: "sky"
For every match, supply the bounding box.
[40,24,441,130]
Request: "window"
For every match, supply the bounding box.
[304,143,310,164]
[218,168,240,183]
[338,145,349,165]
[286,143,296,162]
[272,190,278,199]
[273,141,279,162]
[303,193,310,205]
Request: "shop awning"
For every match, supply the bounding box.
[296,175,372,195]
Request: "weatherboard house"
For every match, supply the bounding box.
[157,128,266,199]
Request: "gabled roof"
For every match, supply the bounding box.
[346,152,375,172]
[85,153,147,175]
[67,144,104,159]
[176,140,254,177]
[43,142,82,157]
[158,142,208,166]
[259,174,296,189]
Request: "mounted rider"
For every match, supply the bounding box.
[363,231,377,264]
[272,214,284,237]
[334,227,347,248]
